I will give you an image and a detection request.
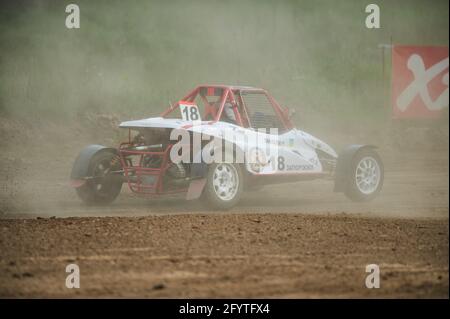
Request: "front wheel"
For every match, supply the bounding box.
[344,149,384,202]
[202,163,243,210]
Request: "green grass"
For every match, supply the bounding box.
[0,0,448,134]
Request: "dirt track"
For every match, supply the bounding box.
[0,118,448,298]
[0,214,448,298]
[0,156,448,298]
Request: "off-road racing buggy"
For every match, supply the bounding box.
[70,85,384,209]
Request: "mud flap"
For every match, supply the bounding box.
[186,154,208,199]
[69,179,86,188]
[186,178,207,200]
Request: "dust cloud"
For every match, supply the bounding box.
[0,0,448,217]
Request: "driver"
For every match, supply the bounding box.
[222,102,237,124]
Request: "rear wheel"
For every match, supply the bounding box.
[344,149,383,202]
[203,163,243,210]
[76,151,122,205]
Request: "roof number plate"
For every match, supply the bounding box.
[179,101,201,122]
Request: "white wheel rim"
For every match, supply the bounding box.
[212,164,239,201]
[355,156,381,195]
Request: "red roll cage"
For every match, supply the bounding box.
[161,85,294,130]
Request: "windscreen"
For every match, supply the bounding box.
[241,92,285,131]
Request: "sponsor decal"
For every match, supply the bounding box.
[392,45,449,119]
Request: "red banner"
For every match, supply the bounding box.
[391,45,449,119]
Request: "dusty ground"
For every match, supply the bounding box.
[0,214,448,298]
[0,116,448,298]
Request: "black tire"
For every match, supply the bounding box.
[75,151,122,205]
[344,148,384,202]
[202,163,244,210]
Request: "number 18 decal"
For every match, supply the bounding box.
[270,155,285,171]
[179,101,201,122]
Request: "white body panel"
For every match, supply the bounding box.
[120,117,337,175]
